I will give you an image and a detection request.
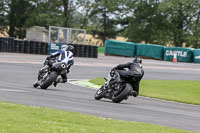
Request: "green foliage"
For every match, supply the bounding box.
[89,0,119,45]
[0,0,9,35]
[24,0,64,29]
[98,46,104,53]
[0,101,195,133]
[121,0,200,47]
[158,0,200,47]
[124,1,163,44]
[8,0,34,38]
[140,80,200,105]
[89,77,105,85]
[0,0,200,47]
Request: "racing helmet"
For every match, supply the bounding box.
[63,45,74,53]
[133,57,142,64]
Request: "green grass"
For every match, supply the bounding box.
[89,77,105,86]
[98,46,104,53]
[89,79,200,105]
[0,101,196,133]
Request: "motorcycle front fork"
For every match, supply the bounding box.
[102,85,113,99]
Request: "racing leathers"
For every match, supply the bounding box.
[114,62,144,97]
[37,49,74,87]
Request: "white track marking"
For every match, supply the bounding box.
[68,79,100,90]
[0,88,28,92]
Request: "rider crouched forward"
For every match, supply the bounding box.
[34,45,74,87]
[113,58,144,97]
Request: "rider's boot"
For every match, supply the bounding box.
[130,91,138,97]
[53,78,67,87]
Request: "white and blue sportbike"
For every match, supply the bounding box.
[33,45,74,89]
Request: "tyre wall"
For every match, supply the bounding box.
[0,37,98,58]
[48,42,98,58]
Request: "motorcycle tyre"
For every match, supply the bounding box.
[33,82,39,88]
[40,72,58,89]
[112,83,131,103]
[94,86,104,100]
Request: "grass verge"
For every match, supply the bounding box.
[89,78,200,105]
[98,46,104,53]
[0,101,196,133]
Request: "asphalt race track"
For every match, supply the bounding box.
[0,53,200,132]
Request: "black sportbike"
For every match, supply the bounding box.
[94,69,132,103]
[33,58,68,89]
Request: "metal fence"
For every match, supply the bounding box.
[49,26,86,44]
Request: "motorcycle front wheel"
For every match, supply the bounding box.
[94,86,104,100]
[112,83,131,103]
[40,72,58,89]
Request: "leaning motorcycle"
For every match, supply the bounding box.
[94,69,132,103]
[33,57,69,89]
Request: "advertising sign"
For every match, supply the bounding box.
[164,47,194,62]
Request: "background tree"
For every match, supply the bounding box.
[75,0,93,29]
[158,0,200,47]
[0,0,9,36]
[0,0,200,48]
[184,0,200,48]
[122,0,170,45]
[24,0,63,29]
[88,0,121,46]
[62,0,76,27]
[8,0,35,38]
[61,0,92,28]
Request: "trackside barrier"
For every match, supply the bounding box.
[48,42,98,58]
[136,43,164,60]
[164,47,194,63]
[0,37,98,58]
[104,39,200,63]
[193,49,200,63]
[0,37,48,54]
[0,37,14,52]
[104,40,136,57]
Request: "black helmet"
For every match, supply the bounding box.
[64,45,74,53]
[133,57,142,64]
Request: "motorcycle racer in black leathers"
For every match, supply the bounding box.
[113,57,144,97]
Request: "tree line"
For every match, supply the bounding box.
[0,0,200,48]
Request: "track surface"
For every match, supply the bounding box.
[0,53,200,132]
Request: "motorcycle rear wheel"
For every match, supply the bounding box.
[112,83,131,103]
[40,72,58,89]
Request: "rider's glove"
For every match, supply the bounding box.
[111,67,116,71]
[114,66,119,70]
[46,56,51,60]
[67,69,70,73]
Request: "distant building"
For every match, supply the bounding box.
[26,26,49,42]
